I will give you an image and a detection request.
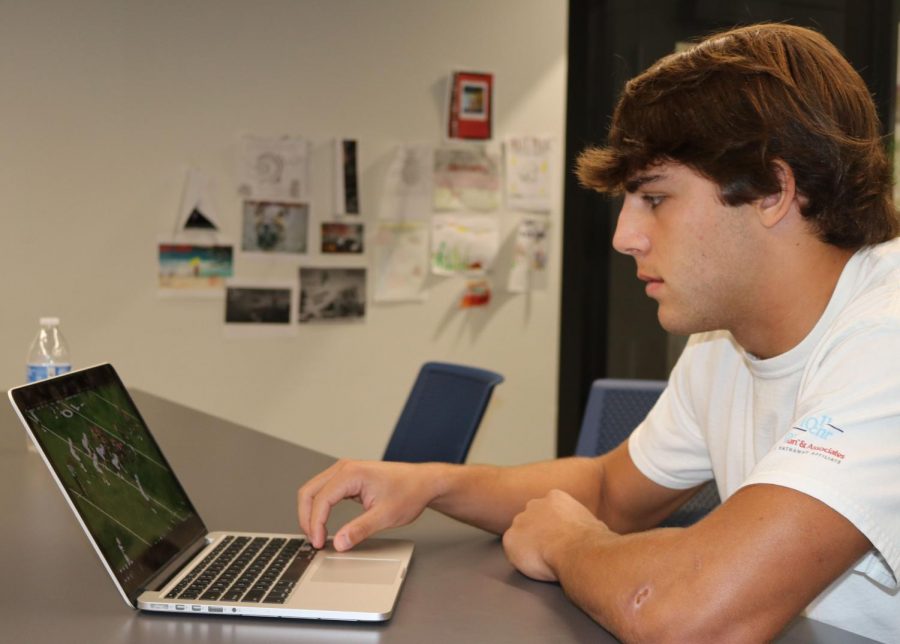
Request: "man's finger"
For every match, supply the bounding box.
[333,508,388,552]
[297,461,345,540]
[307,471,366,549]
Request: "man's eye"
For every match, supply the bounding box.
[642,194,664,208]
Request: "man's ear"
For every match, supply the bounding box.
[756,160,798,229]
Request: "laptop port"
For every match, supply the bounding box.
[209,606,224,613]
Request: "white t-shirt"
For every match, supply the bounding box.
[628,238,900,642]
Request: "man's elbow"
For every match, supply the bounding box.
[606,586,783,644]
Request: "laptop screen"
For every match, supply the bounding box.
[10,364,206,603]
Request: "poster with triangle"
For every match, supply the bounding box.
[177,168,221,233]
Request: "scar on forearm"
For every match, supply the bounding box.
[633,586,651,607]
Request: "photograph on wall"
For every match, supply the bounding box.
[299,267,367,323]
[372,220,429,302]
[379,144,434,219]
[241,200,309,257]
[507,217,551,293]
[446,71,493,140]
[224,281,297,337]
[334,138,360,215]
[236,134,309,202]
[321,222,364,254]
[431,214,500,276]
[433,146,501,212]
[505,135,553,213]
[157,242,234,297]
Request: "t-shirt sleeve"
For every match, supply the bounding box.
[628,336,718,490]
[741,321,900,589]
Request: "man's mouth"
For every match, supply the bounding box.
[638,273,664,296]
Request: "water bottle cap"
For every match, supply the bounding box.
[39,317,60,326]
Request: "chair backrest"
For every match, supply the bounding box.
[574,378,720,527]
[575,378,667,458]
[382,362,504,464]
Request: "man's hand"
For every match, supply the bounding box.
[298,459,442,551]
[502,489,612,582]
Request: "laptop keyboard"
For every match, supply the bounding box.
[165,535,315,604]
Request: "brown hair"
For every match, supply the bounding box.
[577,23,898,249]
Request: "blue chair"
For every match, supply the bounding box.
[383,362,504,464]
[575,378,720,527]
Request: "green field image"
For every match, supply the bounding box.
[26,385,193,573]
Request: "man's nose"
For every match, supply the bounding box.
[612,196,651,257]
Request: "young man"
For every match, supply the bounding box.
[298,24,900,641]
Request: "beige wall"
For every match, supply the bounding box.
[0,0,567,465]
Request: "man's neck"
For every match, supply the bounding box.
[731,242,855,360]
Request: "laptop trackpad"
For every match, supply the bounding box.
[311,557,402,585]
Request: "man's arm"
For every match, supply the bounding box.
[297,442,697,550]
[503,459,872,642]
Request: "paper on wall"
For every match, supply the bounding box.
[507,217,551,293]
[379,144,434,219]
[431,214,500,276]
[157,240,234,297]
[176,168,221,233]
[237,134,309,202]
[372,220,429,302]
[505,135,553,213]
[433,146,501,212]
[299,267,367,323]
[223,279,297,337]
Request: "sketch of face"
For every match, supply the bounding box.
[254,203,287,250]
[255,152,284,185]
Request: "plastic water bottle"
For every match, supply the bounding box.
[26,317,72,382]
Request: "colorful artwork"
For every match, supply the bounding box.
[240,200,309,256]
[431,214,500,276]
[157,243,233,295]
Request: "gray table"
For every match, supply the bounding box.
[0,390,877,643]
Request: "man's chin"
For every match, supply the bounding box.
[656,308,706,337]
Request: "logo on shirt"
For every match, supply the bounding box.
[778,413,847,464]
[792,413,845,440]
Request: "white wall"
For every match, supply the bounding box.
[0,0,567,465]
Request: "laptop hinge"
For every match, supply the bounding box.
[140,534,211,595]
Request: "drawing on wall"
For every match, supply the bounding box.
[321,222,364,254]
[299,267,367,323]
[224,281,297,337]
[236,134,309,202]
[176,168,221,232]
[507,217,551,293]
[505,135,553,213]
[241,200,309,256]
[446,71,493,140]
[157,242,233,296]
[379,144,434,219]
[460,278,491,308]
[433,147,501,212]
[372,220,429,302]
[334,139,360,215]
[431,214,500,276]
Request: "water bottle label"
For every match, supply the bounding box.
[27,364,72,382]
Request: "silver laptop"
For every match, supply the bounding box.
[8,363,414,622]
